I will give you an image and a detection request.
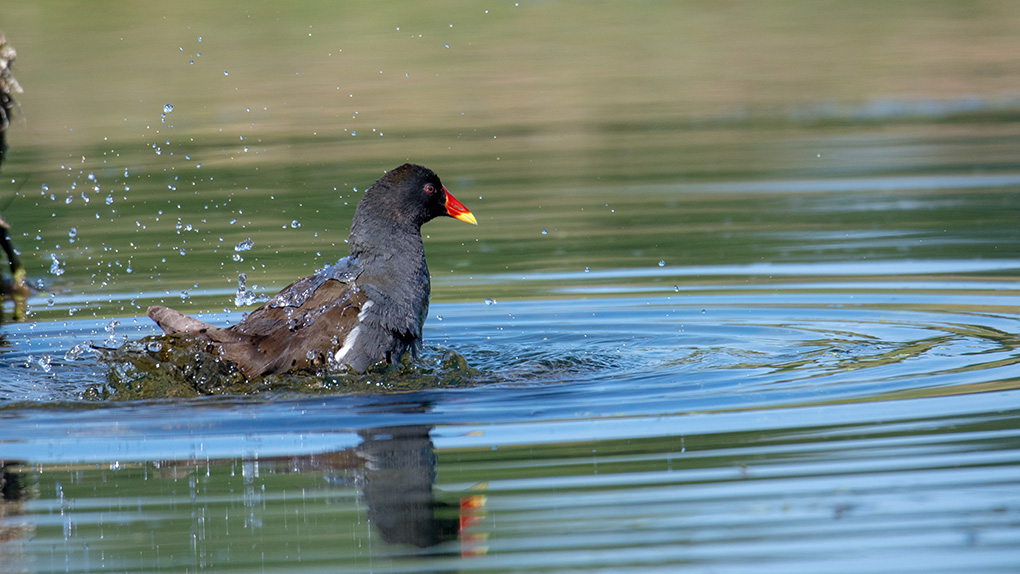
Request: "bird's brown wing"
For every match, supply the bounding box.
[222,276,369,376]
[148,257,367,377]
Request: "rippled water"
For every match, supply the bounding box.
[3,2,1020,573]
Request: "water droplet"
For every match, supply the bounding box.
[584,266,590,273]
[541,229,548,235]
[163,104,174,114]
[290,220,301,228]
[179,248,186,256]
[223,70,229,76]
[105,195,114,205]
[436,315,444,321]
[484,298,496,306]
[234,238,254,252]
[674,285,680,292]
[234,273,250,306]
[37,355,53,373]
[64,344,86,361]
[658,260,666,267]
[68,227,77,238]
[49,254,65,276]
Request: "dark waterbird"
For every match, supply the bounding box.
[147,163,477,377]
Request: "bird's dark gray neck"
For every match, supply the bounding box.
[348,219,431,337]
[349,219,426,272]
[349,209,422,253]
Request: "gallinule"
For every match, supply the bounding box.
[147,163,476,376]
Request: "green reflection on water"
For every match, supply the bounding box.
[0,1,1018,324]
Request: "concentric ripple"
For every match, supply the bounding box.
[2,280,1018,409]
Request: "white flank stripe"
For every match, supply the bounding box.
[333,300,373,365]
[333,326,361,364]
[358,300,375,320]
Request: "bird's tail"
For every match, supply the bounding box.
[147,305,219,336]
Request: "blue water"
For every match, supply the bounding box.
[3,269,1020,572]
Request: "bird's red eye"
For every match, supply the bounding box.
[424,183,436,195]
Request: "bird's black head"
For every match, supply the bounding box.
[349,164,476,256]
[355,163,476,229]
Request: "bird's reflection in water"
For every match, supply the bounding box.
[0,460,30,564]
[0,414,489,561]
[356,425,459,548]
[274,419,488,556]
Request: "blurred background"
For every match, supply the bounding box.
[2,1,1019,317]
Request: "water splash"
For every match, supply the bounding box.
[64,343,90,362]
[105,320,121,347]
[234,273,267,307]
[235,273,250,307]
[49,254,65,276]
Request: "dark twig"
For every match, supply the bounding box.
[0,30,27,321]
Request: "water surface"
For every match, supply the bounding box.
[2,2,1020,573]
